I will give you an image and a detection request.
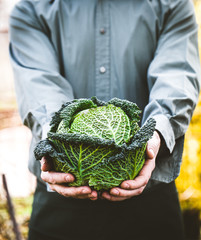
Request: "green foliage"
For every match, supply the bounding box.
[68,104,132,145]
[35,97,155,191]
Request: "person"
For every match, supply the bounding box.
[9,0,200,239]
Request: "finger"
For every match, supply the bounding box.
[110,186,145,198]
[146,131,161,159]
[77,190,98,200]
[121,158,155,190]
[101,191,131,202]
[121,175,149,190]
[49,184,92,198]
[146,148,155,159]
[125,159,155,189]
[139,157,155,179]
[41,171,75,184]
[40,157,53,171]
[89,190,98,200]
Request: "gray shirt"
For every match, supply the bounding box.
[9,0,200,183]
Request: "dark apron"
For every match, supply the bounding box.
[28,180,185,240]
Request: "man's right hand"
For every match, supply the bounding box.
[40,157,98,200]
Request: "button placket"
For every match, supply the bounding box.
[95,1,110,101]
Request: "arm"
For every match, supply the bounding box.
[102,0,200,201]
[9,1,74,140]
[143,0,200,153]
[10,1,97,200]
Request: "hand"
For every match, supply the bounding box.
[101,131,161,201]
[40,157,98,200]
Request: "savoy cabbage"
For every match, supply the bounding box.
[34,97,156,191]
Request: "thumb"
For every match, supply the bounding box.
[40,157,53,171]
[146,131,161,160]
[147,148,155,159]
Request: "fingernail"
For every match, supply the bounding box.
[149,149,154,157]
[82,189,89,194]
[65,175,71,182]
[112,189,119,195]
[91,192,97,198]
[124,183,130,189]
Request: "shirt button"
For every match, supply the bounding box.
[100,28,106,34]
[99,66,106,73]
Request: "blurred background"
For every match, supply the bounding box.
[0,0,201,239]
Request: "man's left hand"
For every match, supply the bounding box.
[101,131,161,201]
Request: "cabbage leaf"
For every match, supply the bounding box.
[34,97,156,190]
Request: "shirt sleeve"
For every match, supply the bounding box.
[142,0,200,153]
[9,1,74,141]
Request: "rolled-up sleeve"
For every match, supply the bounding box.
[9,1,74,141]
[142,0,200,154]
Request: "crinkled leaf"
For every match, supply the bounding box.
[69,104,131,145]
[34,97,156,191]
[89,144,147,190]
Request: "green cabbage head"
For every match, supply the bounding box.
[34,97,156,191]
